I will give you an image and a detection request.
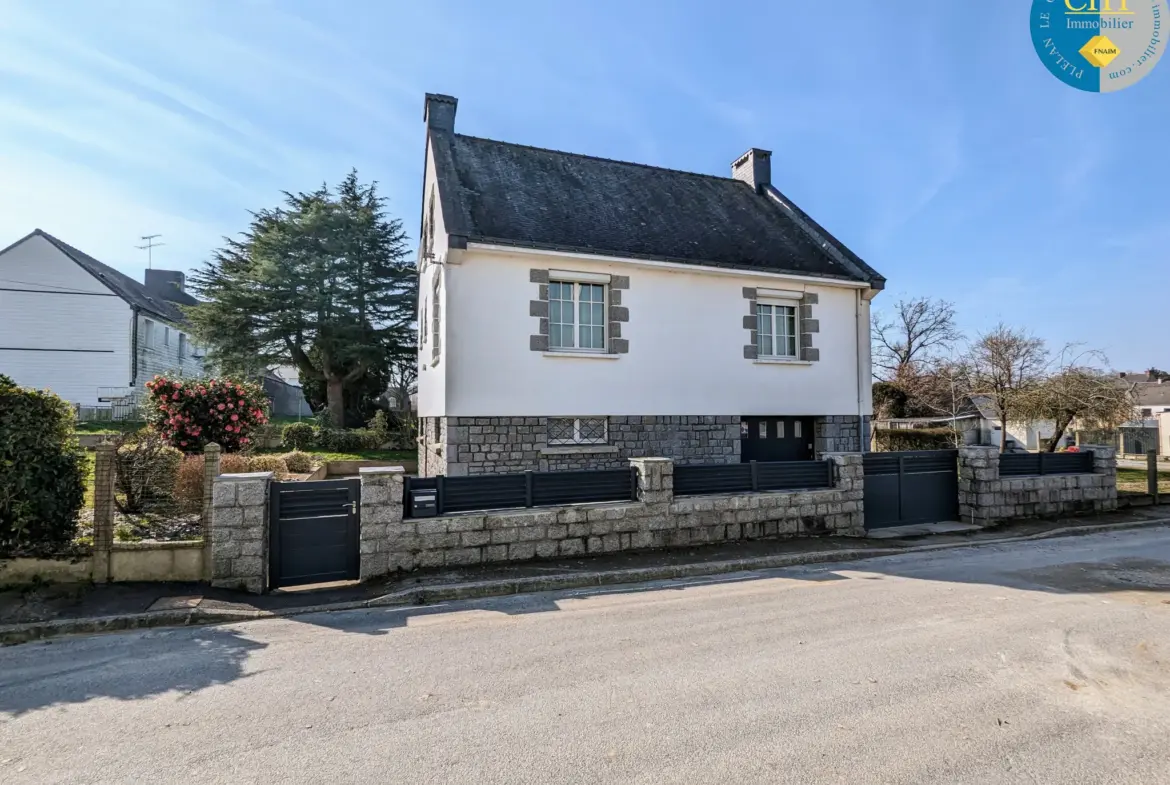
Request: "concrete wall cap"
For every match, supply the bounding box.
[359,466,406,474]
[217,471,274,481]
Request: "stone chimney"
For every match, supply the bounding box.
[424,93,458,133]
[731,148,772,193]
[144,269,185,302]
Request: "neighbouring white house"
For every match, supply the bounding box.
[0,229,205,411]
[873,395,1072,452]
[413,93,886,477]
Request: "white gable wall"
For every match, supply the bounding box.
[416,135,449,417]
[0,234,133,405]
[442,246,872,418]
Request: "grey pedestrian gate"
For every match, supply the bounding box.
[863,450,959,530]
[269,479,360,589]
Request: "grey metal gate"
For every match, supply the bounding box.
[269,478,360,589]
[863,450,959,530]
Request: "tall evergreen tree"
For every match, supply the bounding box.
[187,171,416,426]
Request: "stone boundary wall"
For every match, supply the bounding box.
[363,454,864,574]
[209,471,272,593]
[958,445,1117,524]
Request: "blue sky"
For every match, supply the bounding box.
[1,0,1165,370]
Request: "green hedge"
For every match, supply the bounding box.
[0,374,86,555]
[872,427,956,452]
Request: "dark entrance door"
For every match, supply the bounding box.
[863,450,959,530]
[741,416,815,462]
[269,478,360,589]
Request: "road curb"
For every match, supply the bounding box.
[3,517,1167,646]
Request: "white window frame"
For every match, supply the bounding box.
[548,271,610,353]
[142,319,155,348]
[756,297,799,359]
[547,417,609,446]
[163,326,171,348]
[178,333,187,360]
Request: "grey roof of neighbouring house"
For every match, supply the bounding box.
[19,229,196,324]
[429,132,882,284]
[1134,382,1170,408]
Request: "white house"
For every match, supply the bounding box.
[414,94,886,477]
[0,229,204,409]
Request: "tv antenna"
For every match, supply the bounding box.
[136,234,165,268]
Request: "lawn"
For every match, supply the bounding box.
[74,420,144,435]
[81,450,95,509]
[1117,467,1170,495]
[254,447,417,463]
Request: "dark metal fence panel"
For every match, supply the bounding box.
[674,460,833,497]
[1000,451,1094,477]
[443,474,527,514]
[404,468,635,517]
[756,460,834,492]
[674,463,753,496]
[532,468,636,507]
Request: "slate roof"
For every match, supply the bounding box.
[1134,382,1170,409]
[25,229,196,324]
[430,132,882,284]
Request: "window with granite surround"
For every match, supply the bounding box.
[530,269,629,354]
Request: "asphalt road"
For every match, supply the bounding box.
[3,527,1170,785]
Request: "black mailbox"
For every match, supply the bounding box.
[411,489,438,518]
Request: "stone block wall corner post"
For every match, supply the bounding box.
[201,442,222,579]
[359,466,405,581]
[91,442,116,582]
[630,457,674,505]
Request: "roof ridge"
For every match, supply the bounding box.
[453,132,742,185]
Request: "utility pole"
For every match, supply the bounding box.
[136,234,165,269]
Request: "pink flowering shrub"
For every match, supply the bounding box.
[144,375,270,454]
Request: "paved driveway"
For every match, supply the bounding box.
[3,527,1170,784]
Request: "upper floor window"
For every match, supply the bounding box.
[756,302,797,358]
[142,319,155,348]
[163,327,171,348]
[178,334,187,360]
[549,280,605,351]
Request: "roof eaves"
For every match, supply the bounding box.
[467,235,867,283]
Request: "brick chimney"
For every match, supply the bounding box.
[731,148,772,193]
[144,269,185,302]
[424,93,458,133]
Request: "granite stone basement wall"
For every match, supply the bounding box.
[364,454,864,574]
[958,445,1117,525]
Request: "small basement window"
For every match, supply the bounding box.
[548,417,608,445]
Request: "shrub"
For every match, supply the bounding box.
[316,428,381,453]
[368,410,391,446]
[219,453,251,475]
[281,451,314,473]
[113,429,183,514]
[144,375,269,454]
[0,374,86,554]
[247,455,289,477]
[282,421,316,450]
[174,455,207,512]
[872,427,956,452]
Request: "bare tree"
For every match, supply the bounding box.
[966,324,1049,452]
[1028,350,1136,451]
[872,297,963,381]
